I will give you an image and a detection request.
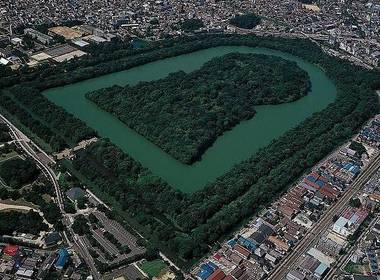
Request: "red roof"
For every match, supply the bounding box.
[208,269,226,280]
[342,207,368,224]
[233,244,251,258]
[319,185,338,199]
[3,244,19,256]
[213,253,222,261]
[278,204,296,218]
[224,276,235,280]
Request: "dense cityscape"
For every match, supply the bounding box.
[1,0,380,67]
[0,0,380,280]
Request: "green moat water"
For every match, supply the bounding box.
[44,46,337,192]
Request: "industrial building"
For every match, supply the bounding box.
[24,28,53,45]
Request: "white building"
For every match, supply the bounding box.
[333,217,351,237]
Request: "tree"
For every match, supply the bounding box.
[229,13,261,29]
[88,213,99,224]
[349,198,362,208]
[0,158,40,188]
[179,19,204,32]
[72,215,89,236]
[0,210,48,235]
[77,196,88,209]
[64,201,76,214]
[349,141,367,156]
[0,124,11,142]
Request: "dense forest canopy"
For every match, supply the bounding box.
[1,86,96,152]
[179,18,205,32]
[0,65,13,78]
[86,53,310,163]
[0,210,48,236]
[229,13,262,29]
[0,158,40,188]
[0,123,11,143]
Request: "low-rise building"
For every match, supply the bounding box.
[24,28,53,45]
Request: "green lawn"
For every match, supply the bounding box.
[344,261,369,274]
[140,259,167,278]
[0,151,19,163]
[0,153,20,187]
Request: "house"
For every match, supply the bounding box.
[24,28,53,45]
[372,223,380,234]
[233,244,251,259]
[66,187,85,202]
[268,235,290,252]
[366,249,379,274]
[307,248,335,267]
[3,244,19,256]
[286,270,305,280]
[44,232,62,247]
[54,248,69,270]
[332,207,368,238]
[208,269,225,280]
[0,57,10,66]
[314,263,328,278]
[248,221,275,245]
[264,252,278,264]
[15,268,34,279]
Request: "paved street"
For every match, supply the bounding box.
[0,113,102,280]
[269,154,380,280]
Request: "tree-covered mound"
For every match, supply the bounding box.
[86,53,310,164]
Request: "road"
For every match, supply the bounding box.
[324,215,379,280]
[1,113,185,279]
[0,113,102,280]
[74,233,102,280]
[0,114,64,212]
[268,154,380,280]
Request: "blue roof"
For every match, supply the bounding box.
[200,263,215,274]
[307,175,326,188]
[307,175,317,182]
[315,263,328,275]
[55,248,69,269]
[343,162,353,170]
[238,236,257,252]
[227,239,237,247]
[316,180,325,188]
[351,166,360,174]
[343,163,360,174]
[208,261,218,270]
[198,270,212,280]
[335,217,348,228]
[198,262,217,280]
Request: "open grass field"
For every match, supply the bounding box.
[344,261,370,274]
[0,151,19,163]
[140,259,167,278]
[0,152,20,187]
